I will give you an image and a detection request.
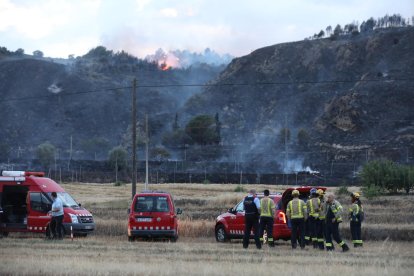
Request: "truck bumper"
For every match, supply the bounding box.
[63,223,95,234]
[130,229,176,238]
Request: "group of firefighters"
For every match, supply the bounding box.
[242,188,364,251]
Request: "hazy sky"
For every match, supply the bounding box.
[0,0,413,58]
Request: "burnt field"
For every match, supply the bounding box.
[1,183,414,275]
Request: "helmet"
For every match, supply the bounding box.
[310,188,317,195]
[316,189,324,196]
[292,189,300,196]
[352,192,360,199]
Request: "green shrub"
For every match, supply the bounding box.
[202,179,210,184]
[113,181,123,187]
[234,185,246,193]
[362,185,381,199]
[337,185,349,195]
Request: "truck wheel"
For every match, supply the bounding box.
[170,235,178,243]
[2,232,8,238]
[215,225,229,242]
[128,236,135,242]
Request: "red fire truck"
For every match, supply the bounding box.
[0,171,95,237]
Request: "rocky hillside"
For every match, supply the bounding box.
[183,27,414,177]
[0,48,226,160]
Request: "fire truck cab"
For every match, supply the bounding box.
[0,171,95,237]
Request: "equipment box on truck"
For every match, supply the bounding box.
[0,171,95,237]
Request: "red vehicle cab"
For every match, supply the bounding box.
[128,191,182,241]
[215,186,327,243]
[215,192,290,242]
[0,171,95,237]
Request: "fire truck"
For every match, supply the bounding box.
[0,171,95,237]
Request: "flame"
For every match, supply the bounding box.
[158,53,180,71]
[160,61,171,71]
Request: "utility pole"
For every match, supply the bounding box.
[131,78,137,199]
[284,114,289,185]
[145,114,149,190]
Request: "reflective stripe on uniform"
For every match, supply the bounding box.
[317,238,324,242]
[325,242,333,247]
[289,199,305,219]
[260,198,273,217]
[339,241,345,246]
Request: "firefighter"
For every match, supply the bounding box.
[286,189,308,249]
[243,189,261,249]
[325,194,350,252]
[304,193,311,245]
[349,192,364,247]
[316,189,326,250]
[259,189,276,247]
[307,188,321,248]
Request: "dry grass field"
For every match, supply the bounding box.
[1,182,414,275]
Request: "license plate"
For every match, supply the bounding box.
[136,218,152,222]
[84,226,93,229]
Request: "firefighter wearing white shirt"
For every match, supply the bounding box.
[49,192,64,239]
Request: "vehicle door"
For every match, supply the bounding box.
[27,192,52,232]
[230,200,245,236]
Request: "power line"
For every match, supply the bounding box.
[0,77,413,103]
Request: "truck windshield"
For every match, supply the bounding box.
[135,196,170,212]
[48,192,78,208]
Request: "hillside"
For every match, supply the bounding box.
[0,49,225,160]
[182,27,414,178]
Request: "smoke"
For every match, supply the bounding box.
[47,83,63,94]
[145,48,233,69]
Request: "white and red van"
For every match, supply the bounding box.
[0,171,95,237]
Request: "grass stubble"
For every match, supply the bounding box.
[1,183,413,275]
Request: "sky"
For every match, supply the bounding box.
[0,0,413,59]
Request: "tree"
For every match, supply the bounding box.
[317,30,325,38]
[33,50,44,58]
[36,142,56,169]
[15,48,24,56]
[326,25,332,36]
[360,160,413,194]
[172,113,179,131]
[150,147,171,161]
[185,115,219,145]
[214,113,221,145]
[80,137,110,159]
[333,24,343,36]
[297,129,310,149]
[108,146,128,172]
[278,128,290,145]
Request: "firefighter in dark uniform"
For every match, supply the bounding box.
[325,193,350,252]
[307,188,321,248]
[316,189,326,250]
[349,192,364,247]
[286,189,308,249]
[243,189,261,249]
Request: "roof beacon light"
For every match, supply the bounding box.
[2,171,25,177]
[1,171,45,177]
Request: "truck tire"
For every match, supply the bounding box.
[215,225,229,242]
[128,236,135,242]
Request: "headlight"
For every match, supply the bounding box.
[69,214,79,223]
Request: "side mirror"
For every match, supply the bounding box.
[127,208,130,214]
[228,208,236,214]
[78,203,82,207]
[176,208,182,215]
